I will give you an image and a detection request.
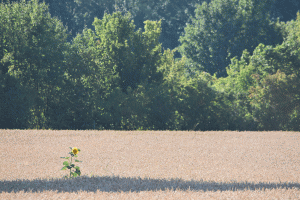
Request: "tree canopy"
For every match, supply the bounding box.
[1,0,299,131]
[178,0,284,77]
[0,0,70,128]
[212,13,300,131]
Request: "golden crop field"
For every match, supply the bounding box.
[0,130,299,199]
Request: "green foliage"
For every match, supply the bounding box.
[246,13,300,130]
[128,0,211,56]
[0,0,69,129]
[60,147,82,179]
[269,0,300,22]
[249,70,300,130]
[2,0,300,131]
[45,0,210,55]
[158,49,229,130]
[16,0,299,57]
[212,49,258,130]
[178,0,284,77]
[68,11,164,129]
[92,12,163,92]
[212,12,300,131]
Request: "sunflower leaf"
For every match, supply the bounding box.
[75,170,81,176]
[75,159,82,162]
[63,161,69,166]
[75,166,80,170]
[61,166,67,170]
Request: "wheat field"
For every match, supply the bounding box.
[0,130,299,199]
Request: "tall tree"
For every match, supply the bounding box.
[42,0,75,40]
[158,49,230,130]
[178,0,284,77]
[90,11,163,93]
[0,0,70,129]
[129,0,211,57]
[213,13,300,131]
[40,0,211,55]
[68,11,164,129]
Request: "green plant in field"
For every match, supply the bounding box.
[60,147,82,179]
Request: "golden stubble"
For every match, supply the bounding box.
[0,130,299,199]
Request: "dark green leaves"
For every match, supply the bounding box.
[61,147,82,179]
[178,0,283,78]
[0,0,69,129]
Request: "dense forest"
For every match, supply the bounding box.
[0,0,299,131]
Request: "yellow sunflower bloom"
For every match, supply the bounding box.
[72,147,79,155]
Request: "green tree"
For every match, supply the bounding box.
[89,12,163,93]
[178,0,284,77]
[246,13,300,130]
[42,0,75,41]
[249,70,299,130]
[212,49,258,130]
[158,49,229,130]
[0,0,70,129]
[55,0,133,40]
[68,11,164,129]
[129,0,210,57]
[213,13,300,131]
[43,0,211,57]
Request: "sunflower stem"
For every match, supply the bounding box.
[70,155,73,178]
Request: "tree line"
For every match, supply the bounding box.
[1,0,299,130]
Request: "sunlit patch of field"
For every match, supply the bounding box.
[0,130,299,199]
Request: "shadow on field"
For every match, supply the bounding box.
[0,175,299,193]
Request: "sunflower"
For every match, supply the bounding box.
[72,147,79,155]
